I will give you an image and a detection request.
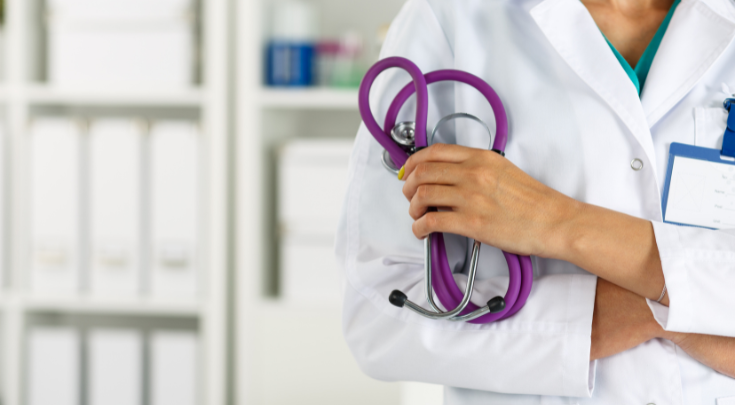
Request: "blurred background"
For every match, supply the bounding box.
[0,0,443,404]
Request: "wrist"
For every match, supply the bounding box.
[538,194,588,259]
[546,198,594,264]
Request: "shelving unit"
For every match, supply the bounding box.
[25,86,206,107]
[236,0,407,404]
[0,0,230,404]
[259,88,359,110]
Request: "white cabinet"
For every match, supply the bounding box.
[0,0,228,404]
[236,0,405,403]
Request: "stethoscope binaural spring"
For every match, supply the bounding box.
[358,56,534,324]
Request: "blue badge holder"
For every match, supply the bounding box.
[662,98,735,229]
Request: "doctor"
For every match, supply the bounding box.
[336,0,735,403]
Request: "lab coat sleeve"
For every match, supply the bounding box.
[336,0,598,397]
[648,221,735,337]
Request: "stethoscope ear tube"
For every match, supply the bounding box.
[358,57,430,168]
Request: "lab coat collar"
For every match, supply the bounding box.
[530,0,656,167]
[642,0,735,127]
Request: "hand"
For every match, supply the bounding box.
[402,144,669,303]
[591,278,662,360]
[401,143,580,258]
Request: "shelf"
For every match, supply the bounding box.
[257,298,341,313]
[259,88,359,110]
[22,296,203,317]
[25,85,206,107]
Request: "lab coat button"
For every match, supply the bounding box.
[631,158,644,171]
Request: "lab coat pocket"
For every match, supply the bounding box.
[694,107,727,149]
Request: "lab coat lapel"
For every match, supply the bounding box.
[642,0,735,127]
[530,0,657,166]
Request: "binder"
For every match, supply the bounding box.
[47,0,195,88]
[30,118,82,294]
[89,119,142,296]
[150,331,198,405]
[278,139,353,235]
[280,233,341,304]
[278,140,353,303]
[150,121,200,298]
[87,329,142,405]
[27,327,80,405]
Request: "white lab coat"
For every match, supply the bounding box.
[336,0,735,403]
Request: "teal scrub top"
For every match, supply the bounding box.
[602,0,681,95]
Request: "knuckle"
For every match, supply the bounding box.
[402,184,411,199]
[411,222,422,239]
[416,185,431,200]
[425,213,440,229]
[408,202,420,220]
[415,163,430,179]
[471,166,496,188]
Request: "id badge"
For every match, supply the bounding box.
[662,143,735,229]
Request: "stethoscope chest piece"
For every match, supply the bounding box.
[382,121,417,174]
[391,121,417,146]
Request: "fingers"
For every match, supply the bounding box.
[402,162,464,201]
[408,185,464,220]
[412,211,469,239]
[402,143,477,179]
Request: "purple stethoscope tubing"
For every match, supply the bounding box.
[358,56,534,324]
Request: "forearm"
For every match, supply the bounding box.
[592,278,735,378]
[552,201,669,305]
[667,332,735,379]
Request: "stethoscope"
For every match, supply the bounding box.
[358,57,534,324]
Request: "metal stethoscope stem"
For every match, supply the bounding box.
[390,237,506,321]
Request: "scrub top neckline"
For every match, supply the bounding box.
[601,0,681,95]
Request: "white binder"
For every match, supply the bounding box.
[47,0,195,88]
[150,121,200,298]
[27,327,80,405]
[88,329,142,405]
[89,119,142,296]
[278,140,353,303]
[280,233,341,304]
[150,331,198,405]
[278,140,353,235]
[30,118,82,295]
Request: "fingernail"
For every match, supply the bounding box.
[397,166,405,180]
